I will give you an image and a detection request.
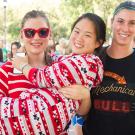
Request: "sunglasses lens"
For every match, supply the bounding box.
[39,28,49,38]
[23,28,49,38]
[24,29,35,38]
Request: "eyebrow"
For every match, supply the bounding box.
[117,17,135,22]
[74,27,93,34]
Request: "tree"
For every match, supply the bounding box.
[0,0,126,45]
[59,0,124,41]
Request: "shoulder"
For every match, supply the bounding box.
[84,54,103,64]
[68,53,100,60]
[1,61,12,66]
[94,46,109,65]
[96,46,108,57]
[129,49,135,61]
[132,49,135,56]
[69,54,103,66]
[0,61,13,72]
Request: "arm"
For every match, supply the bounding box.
[0,62,11,97]
[77,93,91,115]
[12,54,103,90]
[60,85,90,135]
[59,85,91,115]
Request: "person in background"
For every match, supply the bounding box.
[82,1,135,135]
[11,41,21,58]
[46,38,56,63]
[0,41,6,63]
[0,10,91,135]
[7,41,22,60]
[0,48,3,64]
[55,38,72,55]
[2,47,8,62]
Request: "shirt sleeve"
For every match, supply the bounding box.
[0,62,11,96]
[28,54,103,90]
[51,52,64,62]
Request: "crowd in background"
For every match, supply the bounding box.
[0,36,135,67]
[0,37,72,65]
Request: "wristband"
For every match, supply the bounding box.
[71,114,85,126]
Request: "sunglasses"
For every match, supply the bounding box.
[23,28,49,39]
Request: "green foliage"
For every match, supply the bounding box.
[0,0,126,44]
[57,0,95,39]
[0,10,4,37]
[58,0,124,42]
[8,22,20,40]
[6,9,21,41]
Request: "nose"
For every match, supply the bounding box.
[34,32,40,39]
[122,23,129,32]
[76,34,83,42]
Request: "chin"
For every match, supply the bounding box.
[72,49,80,54]
[73,51,81,54]
[31,51,42,55]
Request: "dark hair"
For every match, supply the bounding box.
[11,41,21,49]
[71,13,106,52]
[113,1,135,17]
[11,41,21,58]
[21,10,52,65]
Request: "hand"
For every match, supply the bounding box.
[12,55,28,71]
[59,85,91,115]
[58,85,90,101]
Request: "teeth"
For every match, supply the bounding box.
[32,43,41,46]
[119,33,128,38]
[75,43,82,48]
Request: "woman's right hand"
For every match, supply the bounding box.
[59,85,91,115]
[58,85,90,101]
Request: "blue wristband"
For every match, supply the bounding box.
[71,114,85,126]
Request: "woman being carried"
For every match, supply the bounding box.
[0,11,106,135]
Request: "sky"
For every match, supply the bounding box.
[0,0,62,20]
[7,0,61,7]
[7,0,34,6]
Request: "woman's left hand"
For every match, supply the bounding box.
[12,55,28,71]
